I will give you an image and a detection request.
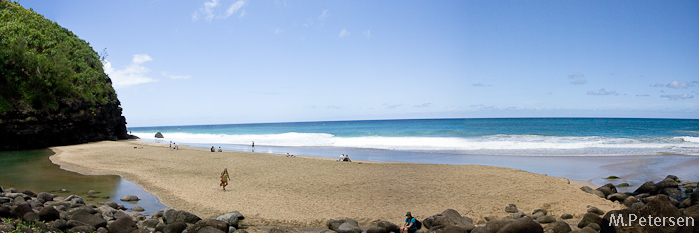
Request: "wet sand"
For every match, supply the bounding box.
[50,140,624,227]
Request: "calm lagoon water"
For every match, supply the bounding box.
[0,149,166,215]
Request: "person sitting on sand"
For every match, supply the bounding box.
[218,147,222,152]
[343,154,352,162]
[220,168,231,191]
[400,212,417,233]
[211,146,216,152]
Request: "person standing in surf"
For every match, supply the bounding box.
[220,168,231,191]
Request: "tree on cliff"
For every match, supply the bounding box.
[0,1,129,150]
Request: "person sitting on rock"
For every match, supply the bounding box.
[400,212,417,233]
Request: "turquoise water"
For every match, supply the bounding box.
[130,118,699,156]
[130,118,699,189]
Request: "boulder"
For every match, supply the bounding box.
[71,225,97,233]
[337,219,362,233]
[495,217,543,233]
[22,211,40,223]
[65,194,85,204]
[0,206,10,218]
[11,202,33,218]
[586,206,604,216]
[132,206,145,212]
[607,193,627,203]
[512,212,526,219]
[596,183,617,196]
[535,216,555,224]
[543,221,571,233]
[638,194,681,233]
[52,219,68,232]
[630,202,645,210]
[633,181,658,195]
[617,182,630,187]
[623,195,638,207]
[374,220,400,233]
[367,227,388,233]
[108,216,139,233]
[422,209,474,231]
[531,209,547,218]
[688,188,699,206]
[483,219,515,233]
[105,201,119,209]
[70,211,108,229]
[38,206,60,221]
[140,219,161,232]
[600,208,641,233]
[22,190,37,197]
[577,213,602,229]
[432,225,469,233]
[120,195,140,202]
[187,219,229,233]
[580,186,605,198]
[270,226,302,233]
[155,132,164,138]
[659,187,683,201]
[586,223,600,232]
[215,210,245,228]
[505,204,518,213]
[163,209,201,224]
[197,226,227,233]
[37,192,56,203]
[469,226,487,233]
[163,222,188,233]
[560,214,573,219]
[656,178,680,189]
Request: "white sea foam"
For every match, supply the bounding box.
[133,132,699,154]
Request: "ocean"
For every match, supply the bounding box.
[129,118,699,188]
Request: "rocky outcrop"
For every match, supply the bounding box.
[0,1,129,151]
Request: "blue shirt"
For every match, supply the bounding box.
[405,217,416,230]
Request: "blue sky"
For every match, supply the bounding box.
[19,0,699,127]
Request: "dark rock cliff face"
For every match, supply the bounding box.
[0,101,129,151]
[0,2,129,150]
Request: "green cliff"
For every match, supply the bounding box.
[0,1,129,150]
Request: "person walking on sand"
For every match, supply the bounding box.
[220,168,231,191]
[400,212,417,233]
[169,141,172,150]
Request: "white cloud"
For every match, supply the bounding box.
[103,54,157,88]
[319,9,329,21]
[193,0,245,22]
[132,54,153,64]
[661,94,694,100]
[413,103,432,108]
[587,88,617,96]
[363,30,372,39]
[666,81,691,89]
[225,0,245,18]
[161,72,191,80]
[568,73,587,85]
[338,29,349,38]
[472,83,492,87]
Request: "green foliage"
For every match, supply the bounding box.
[0,1,118,116]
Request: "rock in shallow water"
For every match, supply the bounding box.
[120,195,140,202]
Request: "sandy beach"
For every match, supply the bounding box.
[49,140,624,228]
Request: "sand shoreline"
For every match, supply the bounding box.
[49,140,623,227]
